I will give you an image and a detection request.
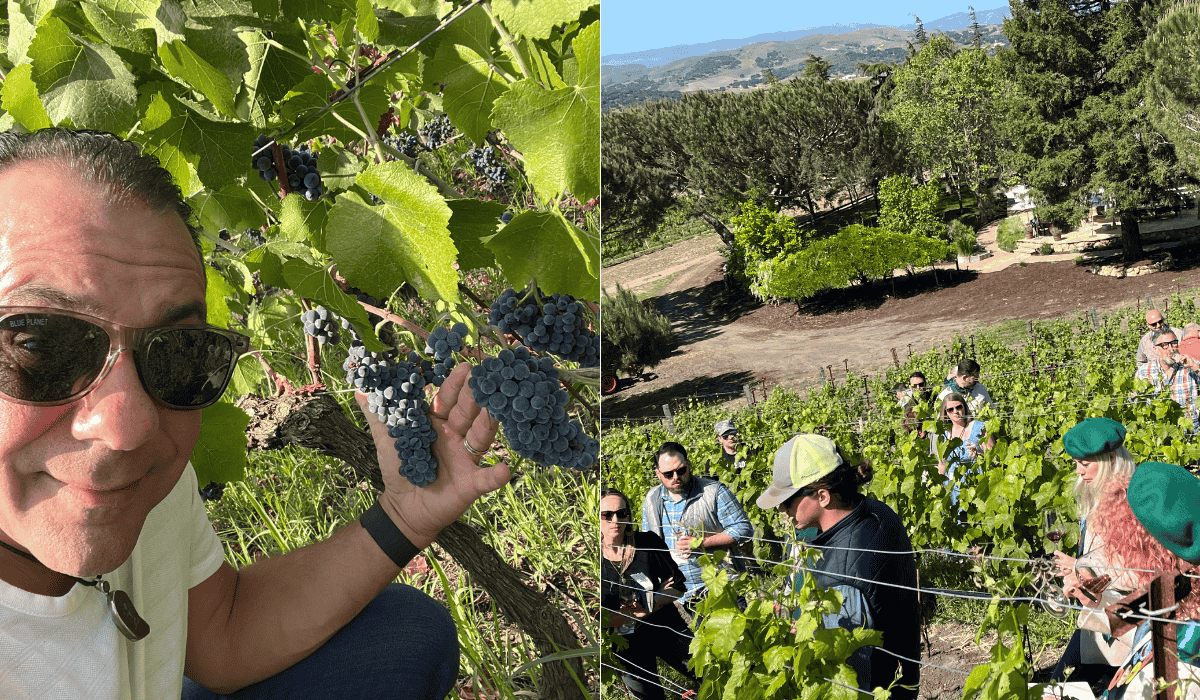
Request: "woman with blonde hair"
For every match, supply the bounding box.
[1049,417,1141,685]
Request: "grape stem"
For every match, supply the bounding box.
[299,298,323,384]
[253,351,295,396]
[272,142,292,198]
[458,282,491,311]
[358,300,430,341]
[562,380,599,422]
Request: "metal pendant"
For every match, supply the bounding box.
[94,577,150,641]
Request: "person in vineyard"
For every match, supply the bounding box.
[1079,462,1200,698]
[0,129,511,699]
[641,442,754,592]
[600,487,698,700]
[934,392,994,508]
[1135,310,1182,370]
[1135,327,1200,431]
[937,359,995,414]
[909,372,933,404]
[1049,418,1140,686]
[707,419,753,475]
[756,434,920,699]
[895,380,927,439]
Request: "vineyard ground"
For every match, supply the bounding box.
[600,228,1200,421]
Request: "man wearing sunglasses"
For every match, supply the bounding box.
[640,442,753,592]
[0,129,508,699]
[1136,327,1200,431]
[1135,309,1183,372]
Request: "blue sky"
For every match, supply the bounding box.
[603,1,998,56]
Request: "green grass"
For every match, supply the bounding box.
[603,217,712,266]
[206,445,600,697]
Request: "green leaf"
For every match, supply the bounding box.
[0,62,51,130]
[279,71,391,144]
[318,143,363,193]
[191,400,251,485]
[243,245,287,288]
[326,161,459,304]
[206,265,238,329]
[446,198,504,270]
[279,194,331,248]
[158,39,239,119]
[491,21,598,202]
[280,257,388,353]
[486,211,598,300]
[489,0,595,40]
[137,83,258,195]
[426,41,509,145]
[189,184,267,236]
[356,0,379,42]
[251,0,279,19]
[237,26,312,127]
[374,11,440,54]
[27,13,138,131]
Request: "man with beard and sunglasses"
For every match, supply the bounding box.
[0,129,509,699]
[640,441,753,592]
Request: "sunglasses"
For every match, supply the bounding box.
[910,381,926,388]
[1150,320,1165,328]
[0,307,250,410]
[658,465,689,480]
[1157,340,1180,348]
[600,509,631,522]
[946,405,966,413]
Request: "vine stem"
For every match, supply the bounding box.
[483,1,545,89]
[458,282,491,311]
[563,381,598,421]
[253,351,294,396]
[298,299,323,385]
[359,300,429,341]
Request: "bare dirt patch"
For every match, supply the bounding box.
[601,232,1200,420]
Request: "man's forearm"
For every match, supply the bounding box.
[186,513,405,694]
[700,532,738,549]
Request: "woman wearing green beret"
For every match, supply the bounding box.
[1050,417,1140,685]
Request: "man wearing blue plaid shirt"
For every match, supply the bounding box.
[1136,327,1200,430]
[640,442,753,592]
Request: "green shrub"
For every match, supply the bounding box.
[951,219,977,257]
[1039,243,1054,255]
[600,286,675,372]
[996,215,1025,252]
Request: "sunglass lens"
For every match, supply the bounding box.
[143,329,238,408]
[0,312,108,403]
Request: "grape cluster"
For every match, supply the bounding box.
[244,228,266,246]
[382,132,422,159]
[301,306,342,345]
[419,115,454,150]
[425,323,469,387]
[251,136,323,200]
[488,289,600,367]
[468,346,599,470]
[344,343,439,487]
[199,482,226,502]
[218,228,232,242]
[464,144,508,184]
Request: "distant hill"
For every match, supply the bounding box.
[601,6,1009,67]
[601,22,1010,112]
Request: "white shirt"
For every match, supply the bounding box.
[0,464,225,700]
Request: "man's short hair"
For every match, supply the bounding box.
[0,128,200,257]
[1152,327,1178,343]
[956,358,981,378]
[654,441,689,470]
[909,371,926,382]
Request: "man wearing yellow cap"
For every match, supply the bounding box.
[758,434,920,700]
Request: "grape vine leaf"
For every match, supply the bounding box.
[326,161,459,305]
[158,39,239,119]
[237,26,312,127]
[192,401,251,485]
[486,211,598,300]
[0,63,52,130]
[279,72,391,144]
[206,265,239,330]
[356,0,380,42]
[190,184,267,236]
[491,21,598,203]
[27,14,138,131]
[489,0,596,40]
[280,257,389,353]
[374,12,440,54]
[280,194,331,248]
[446,198,505,270]
[425,41,510,145]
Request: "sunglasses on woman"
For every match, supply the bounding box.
[946,404,965,413]
[601,509,631,522]
[0,307,250,410]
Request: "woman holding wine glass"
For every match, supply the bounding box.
[935,392,994,508]
[1049,417,1141,687]
[600,487,697,700]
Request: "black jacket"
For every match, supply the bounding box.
[810,497,920,700]
[601,531,689,632]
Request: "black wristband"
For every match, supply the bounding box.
[360,500,421,569]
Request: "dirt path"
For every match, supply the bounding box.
[600,231,1200,420]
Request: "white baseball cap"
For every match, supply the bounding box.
[756,434,842,510]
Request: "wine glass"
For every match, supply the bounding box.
[1043,510,1066,552]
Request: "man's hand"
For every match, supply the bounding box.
[356,362,512,549]
[675,534,697,556]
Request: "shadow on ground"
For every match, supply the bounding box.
[793,268,981,317]
[600,370,759,421]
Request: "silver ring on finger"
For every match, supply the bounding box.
[463,439,487,456]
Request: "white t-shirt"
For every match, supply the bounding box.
[0,464,225,700]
